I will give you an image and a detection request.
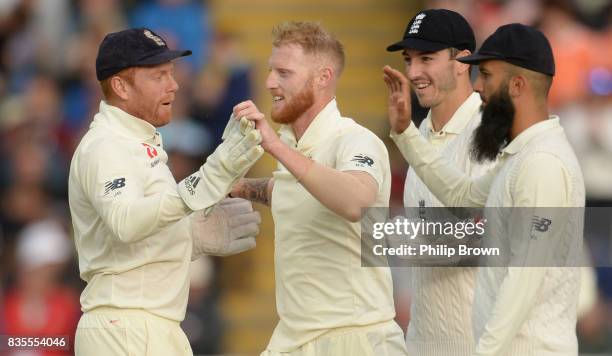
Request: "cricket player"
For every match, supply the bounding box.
[385,23,585,355]
[384,9,488,356]
[229,22,408,355]
[68,28,264,356]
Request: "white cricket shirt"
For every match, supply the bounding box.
[69,101,192,322]
[391,117,585,356]
[267,99,395,352]
[402,93,486,356]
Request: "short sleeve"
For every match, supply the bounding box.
[335,129,388,190]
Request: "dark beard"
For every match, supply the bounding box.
[470,83,515,163]
[271,79,315,124]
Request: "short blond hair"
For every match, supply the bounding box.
[272,21,345,76]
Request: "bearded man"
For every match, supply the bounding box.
[385,23,585,356]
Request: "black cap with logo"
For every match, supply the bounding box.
[457,23,555,76]
[386,9,475,53]
[95,27,192,81]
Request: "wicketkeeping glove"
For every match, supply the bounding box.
[222,113,256,140]
[179,115,264,211]
[190,198,261,259]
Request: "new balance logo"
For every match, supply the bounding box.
[532,216,552,232]
[104,178,126,196]
[351,154,374,167]
[184,175,201,196]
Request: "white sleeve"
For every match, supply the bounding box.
[472,267,547,356]
[390,122,497,207]
[336,130,388,191]
[473,153,574,356]
[82,142,190,243]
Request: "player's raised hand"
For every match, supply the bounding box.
[383,65,412,134]
[233,100,280,153]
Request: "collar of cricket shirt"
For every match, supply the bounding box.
[501,115,562,156]
[278,98,342,154]
[425,92,482,135]
[96,100,158,141]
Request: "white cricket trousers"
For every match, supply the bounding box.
[260,320,408,356]
[75,307,192,356]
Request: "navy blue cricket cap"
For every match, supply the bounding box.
[96,28,192,81]
[457,23,555,76]
[387,9,475,53]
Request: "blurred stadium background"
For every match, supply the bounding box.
[0,0,610,355]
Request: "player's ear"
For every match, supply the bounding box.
[454,49,472,75]
[316,66,333,89]
[110,76,130,101]
[508,75,526,98]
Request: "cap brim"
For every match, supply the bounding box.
[456,53,500,64]
[386,38,450,52]
[136,49,192,66]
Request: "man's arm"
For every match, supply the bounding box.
[177,116,263,211]
[232,100,379,222]
[271,145,378,222]
[391,123,496,207]
[231,142,378,221]
[81,115,263,244]
[81,141,191,244]
[383,65,494,207]
[230,178,274,206]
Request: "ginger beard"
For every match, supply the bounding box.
[127,93,173,127]
[270,77,315,124]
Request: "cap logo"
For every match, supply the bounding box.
[143,29,165,47]
[409,13,426,34]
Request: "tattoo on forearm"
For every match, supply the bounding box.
[240,178,271,205]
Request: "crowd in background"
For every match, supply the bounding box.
[0,0,252,354]
[0,0,609,355]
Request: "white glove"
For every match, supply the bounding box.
[222,113,255,140]
[190,198,261,259]
[179,115,264,211]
